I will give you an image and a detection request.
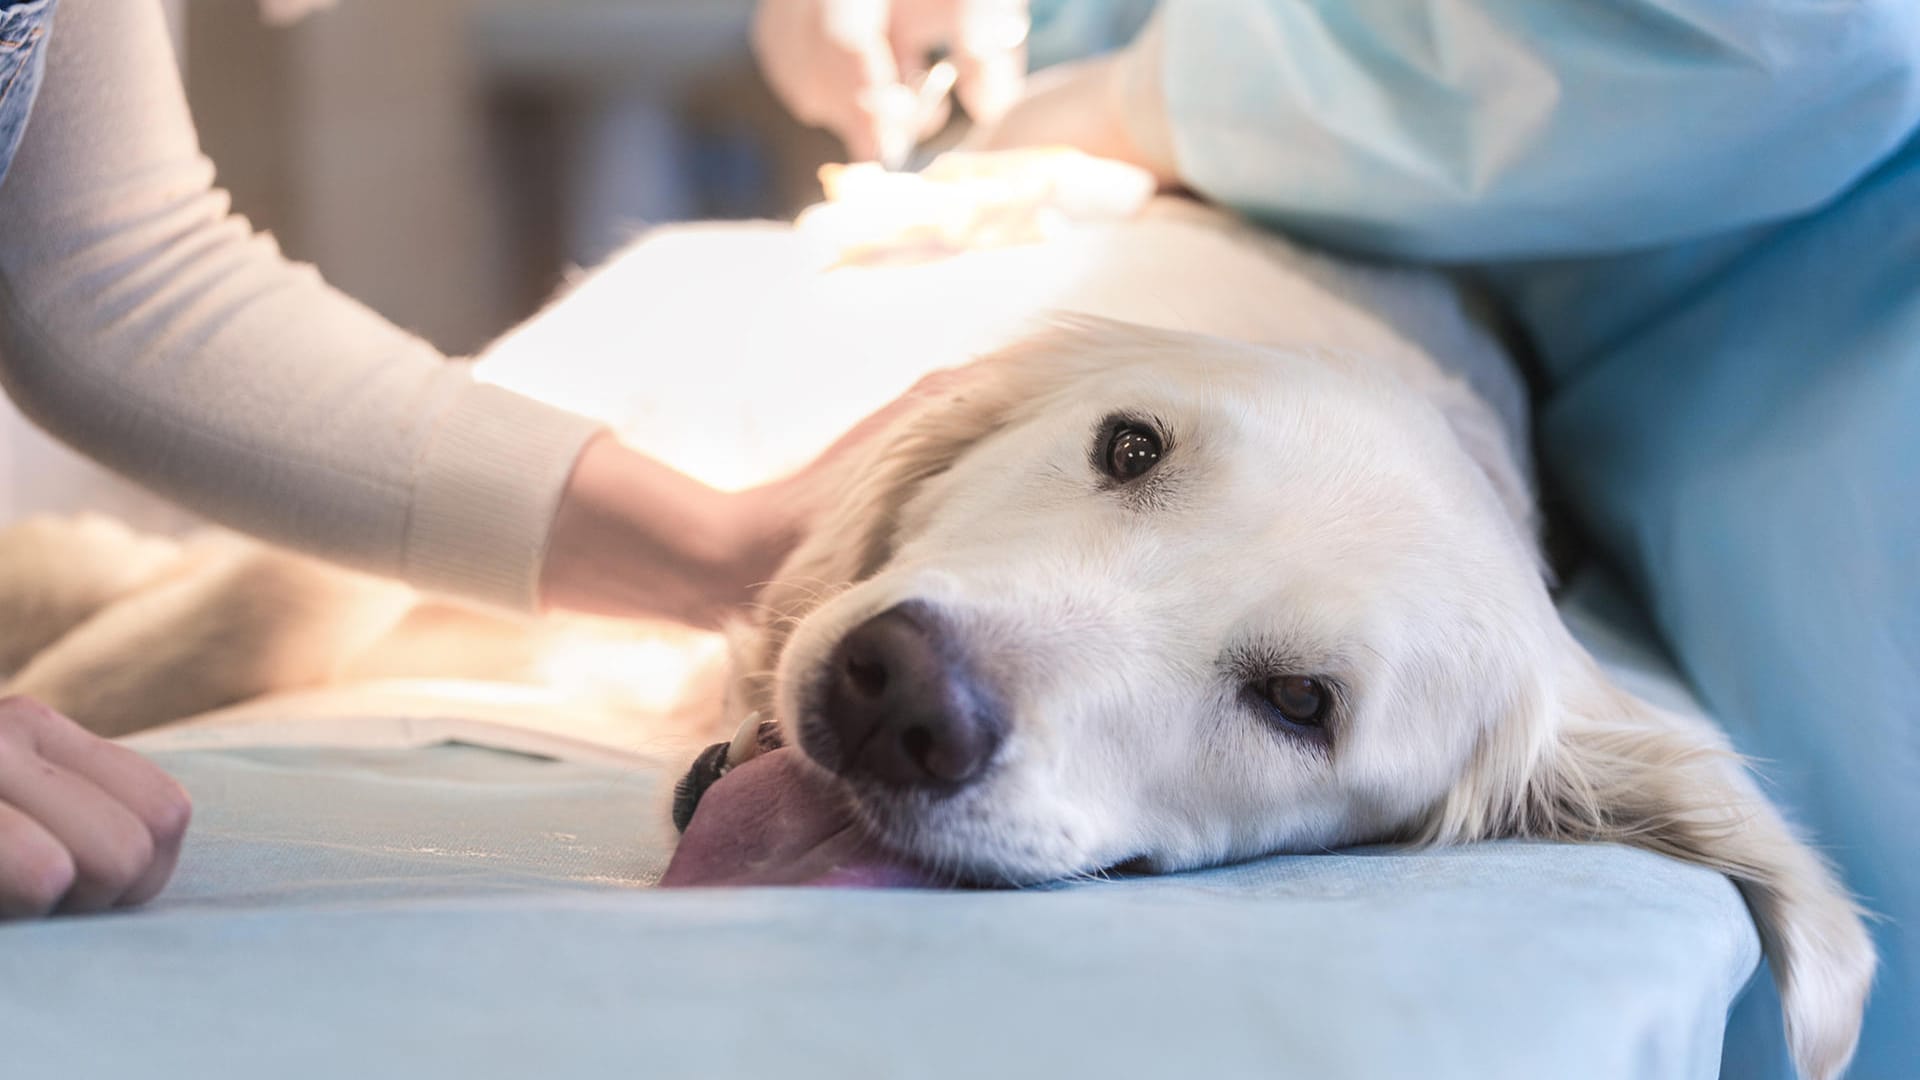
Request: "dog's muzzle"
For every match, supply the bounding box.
[805,600,1006,792]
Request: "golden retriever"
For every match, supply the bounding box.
[0,153,1872,1080]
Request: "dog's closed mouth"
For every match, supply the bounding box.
[660,747,941,889]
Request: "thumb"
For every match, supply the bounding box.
[951,1,1029,124]
[841,31,906,162]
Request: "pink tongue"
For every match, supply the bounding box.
[659,747,939,888]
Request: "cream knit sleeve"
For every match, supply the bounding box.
[0,0,605,610]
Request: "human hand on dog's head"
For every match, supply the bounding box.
[0,696,191,918]
[754,0,1030,163]
[540,366,974,629]
[718,365,976,605]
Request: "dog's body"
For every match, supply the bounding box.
[0,165,1873,1078]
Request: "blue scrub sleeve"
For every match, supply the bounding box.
[1535,131,1920,1080]
[1140,0,1920,261]
[1025,0,1157,70]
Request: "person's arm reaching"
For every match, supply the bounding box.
[981,0,1920,261]
[0,0,806,624]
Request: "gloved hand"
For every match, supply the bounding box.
[964,51,1177,186]
[0,696,190,918]
[753,0,1030,163]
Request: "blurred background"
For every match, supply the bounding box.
[168,0,846,357]
[1,0,1152,527]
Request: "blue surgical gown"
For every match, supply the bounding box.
[1029,2,1920,1075]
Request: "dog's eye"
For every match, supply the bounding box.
[1264,676,1329,726]
[1103,423,1162,481]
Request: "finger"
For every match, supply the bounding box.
[39,736,187,908]
[888,0,959,73]
[112,826,181,907]
[755,364,981,534]
[754,0,884,160]
[885,0,972,139]
[809,366,970,468]
[786,35,897,161]
[952,41,1026,126]
[916,96,954,141]
[0,742,156,913]
[951,2,1028,124]
[22,696,192,867]
[836,98,887,163]
[841,42,905,162]
[0,799,75,918]
[797,0,900,161]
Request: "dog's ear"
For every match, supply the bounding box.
[1428,656,1875,1080]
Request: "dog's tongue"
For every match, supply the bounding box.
[660,748,935,888]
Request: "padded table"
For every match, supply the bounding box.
[0,573,1773,1079]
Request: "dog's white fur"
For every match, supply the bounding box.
[0,187,1871,1078]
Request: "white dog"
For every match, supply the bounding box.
[0,153,1872,1080]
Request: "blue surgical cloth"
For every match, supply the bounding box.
[1021,3,1920,1075]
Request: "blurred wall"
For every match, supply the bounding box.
[179,0,836,356]
[184,0,511,355]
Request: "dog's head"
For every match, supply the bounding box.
[738,318,1871,1080]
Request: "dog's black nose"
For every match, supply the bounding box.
[821,603,1004,790]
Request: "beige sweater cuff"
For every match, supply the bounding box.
[405,373,606,612]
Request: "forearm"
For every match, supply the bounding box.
[0,0,603,610]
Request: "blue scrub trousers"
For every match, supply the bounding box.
[1504,132,1920,1078]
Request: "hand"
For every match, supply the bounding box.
[0,696,191,918]
[965,52,1178,185]
[540,368,969,628]
[754,0,1030,162]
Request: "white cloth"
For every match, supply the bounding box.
[0,0,604,610]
